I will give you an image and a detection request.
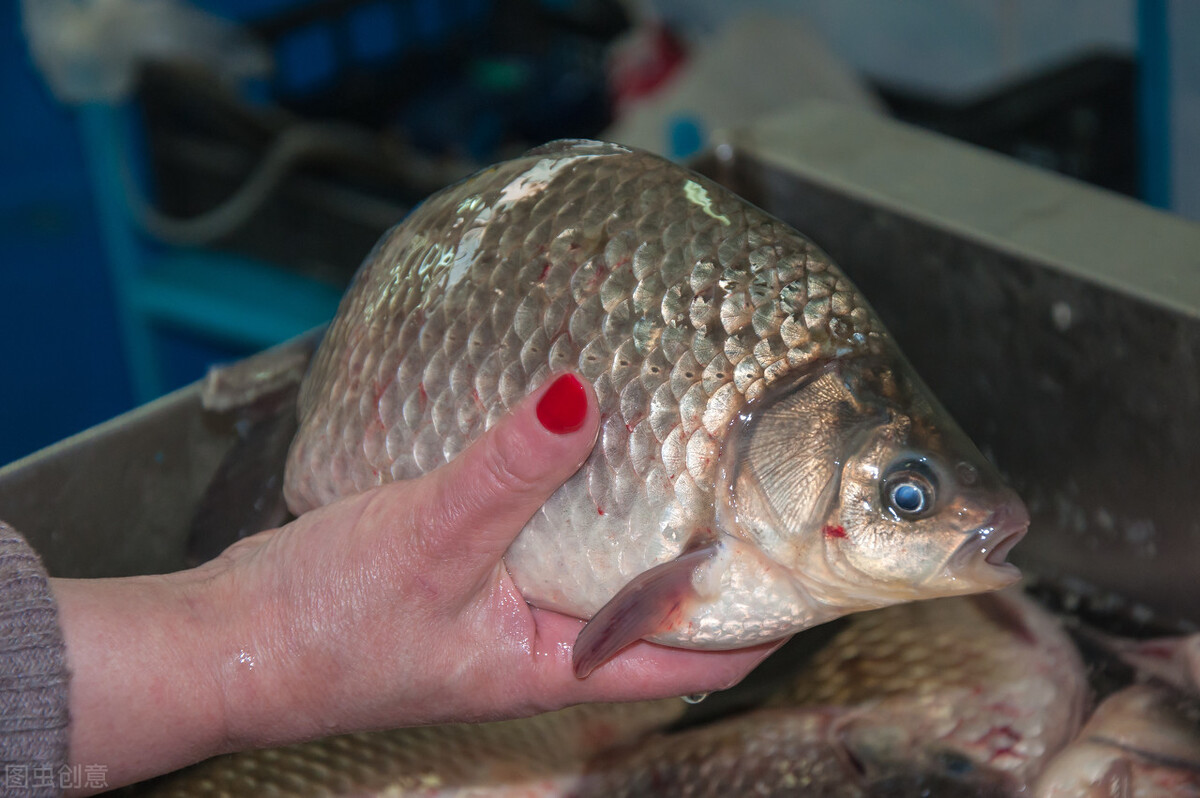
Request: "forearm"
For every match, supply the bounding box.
[51,572,229,794]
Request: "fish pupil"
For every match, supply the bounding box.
[891,482,926,514]
[882,460,938,520]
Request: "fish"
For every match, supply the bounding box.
[123,698,686,797]
[575,707,1015,798]
[773,589,1089,789]
[283,139,1030,675]
[1033,685,1200,797]
[576,589,1088,797]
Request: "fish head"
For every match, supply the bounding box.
[834,719,1018,797]
[1034,685,1200,797]
[827,361,1030,600]
[720,349,1029,610]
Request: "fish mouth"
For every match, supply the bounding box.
[947,500,1030,590]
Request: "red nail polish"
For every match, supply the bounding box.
[537,375,588,434]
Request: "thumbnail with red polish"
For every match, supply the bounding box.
[537,375,588,434]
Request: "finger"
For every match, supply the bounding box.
[527,608,784,705]
[399,373,599,581]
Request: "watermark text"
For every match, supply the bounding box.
[5,763,108,791]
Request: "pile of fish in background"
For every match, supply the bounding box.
[124,587,1200,797]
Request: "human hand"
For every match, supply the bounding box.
[53,373,778,792]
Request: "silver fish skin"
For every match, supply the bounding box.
[1034,685,1200,798]
[125,699,685,798]
[284,139,1029,674]
[576,590,1087,797]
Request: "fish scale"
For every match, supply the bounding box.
[285,139,1028,671]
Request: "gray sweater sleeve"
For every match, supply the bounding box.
[0,521,70,797]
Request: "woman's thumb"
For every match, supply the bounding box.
[395,373,599,583]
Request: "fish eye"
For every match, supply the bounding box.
[932,750,976,776]
[882,461,937,520]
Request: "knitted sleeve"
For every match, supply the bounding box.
[0,521,70,797]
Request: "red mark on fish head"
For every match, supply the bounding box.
[824,525,846,539]
[980,724,1024,763]
[597,507,605,516]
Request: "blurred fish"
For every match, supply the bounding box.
[774,590,1089,788]
[575,590,1088,796]
[284,139,1029,675]
[1034,685,1200,797]
[573,707,1014,798]
[125,698,685,797]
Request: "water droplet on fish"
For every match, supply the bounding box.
[682,692,709,704]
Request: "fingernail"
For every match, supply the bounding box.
[537,375,588,434]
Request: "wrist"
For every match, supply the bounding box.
[51,569,229,792]
[191,533,354,753]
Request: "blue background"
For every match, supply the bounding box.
[0,0,334,466]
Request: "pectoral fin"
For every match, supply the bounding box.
[572,543,719,678]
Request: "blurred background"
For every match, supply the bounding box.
[1,0,1194,466]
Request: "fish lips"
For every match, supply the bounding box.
[944,498,1031,591]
